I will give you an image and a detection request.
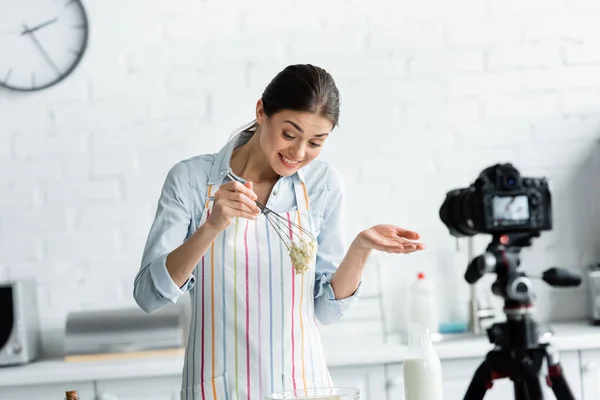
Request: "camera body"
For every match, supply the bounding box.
[439,163,552,237]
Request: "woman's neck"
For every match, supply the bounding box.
[230,133,279,184]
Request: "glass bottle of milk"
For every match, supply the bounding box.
[403,323,443,400]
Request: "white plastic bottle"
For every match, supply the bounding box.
[409,272,440,337]
[403,323,444,400]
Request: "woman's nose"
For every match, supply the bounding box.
[290,143,306,160]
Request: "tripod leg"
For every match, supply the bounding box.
[546,364,576,400]
[515,357,544,400]
[544,345,576,400]
[514,382,534,400]
[463,358,494,400]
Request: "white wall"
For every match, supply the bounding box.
[2,0,600,356]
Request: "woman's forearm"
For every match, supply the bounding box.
[166,222,221,287]
[330,236,372,300]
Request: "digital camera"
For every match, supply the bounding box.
[439,163,552,237]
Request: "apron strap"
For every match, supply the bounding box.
[205,184,214,208]
[293,170,310,212]
[205,183,221,212]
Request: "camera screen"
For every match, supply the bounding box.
[492,195,530,225]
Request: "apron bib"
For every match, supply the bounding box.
[181,172,332,400]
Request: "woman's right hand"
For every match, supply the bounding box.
[205,180,261,231]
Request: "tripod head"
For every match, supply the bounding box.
[464,231,581,314]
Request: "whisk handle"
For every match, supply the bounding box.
[226,172,269,214]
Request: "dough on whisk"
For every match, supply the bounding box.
[289,237,318,274]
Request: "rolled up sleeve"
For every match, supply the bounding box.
[313,167,361,325]
[133,161,196,313]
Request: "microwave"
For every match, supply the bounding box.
[0,279,40,366]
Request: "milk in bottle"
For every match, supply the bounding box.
[403,323,443,400]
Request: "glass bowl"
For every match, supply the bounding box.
[266,387,360,400]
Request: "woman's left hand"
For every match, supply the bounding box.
[353,224,425,254]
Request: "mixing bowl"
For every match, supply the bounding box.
[266,387,360,400]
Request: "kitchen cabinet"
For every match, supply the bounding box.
[437,357,513,400]
[95,376,182,400]
[329,365,387,400]
[386,350,582,400]
[1,325,598,400]
[0,359,583,400]
[580,349,600,400]
[386,357,513,400]
[0,381,95,399]
[93,367,386,400]
[93,368,387,400]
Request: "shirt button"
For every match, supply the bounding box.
[273,189,278,196]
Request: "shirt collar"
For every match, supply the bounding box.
[207,131,306,185]
[207,132,244,184]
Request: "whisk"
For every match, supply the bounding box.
[226,172,317,273]
[226,172,316,247]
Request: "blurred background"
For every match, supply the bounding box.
[1,0,600,398]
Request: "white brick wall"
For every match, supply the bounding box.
[2,0,600,356]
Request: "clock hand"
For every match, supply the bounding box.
[0,69,13,86]
[1,28,22,35]
[21,18,58,35]
[22,24,62,77]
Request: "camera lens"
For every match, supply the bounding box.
[439,188,479,237]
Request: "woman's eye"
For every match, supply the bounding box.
[309,142,322,148]
[283,132,295,140]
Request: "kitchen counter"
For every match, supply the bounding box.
[326,319,600,366]
[1,320,599,387]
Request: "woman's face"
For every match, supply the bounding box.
[256,100,334,177]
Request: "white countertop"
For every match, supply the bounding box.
[2,320,600,387]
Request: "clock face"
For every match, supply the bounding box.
[0,0,89,92]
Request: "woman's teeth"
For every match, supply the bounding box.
[281,155,300,165]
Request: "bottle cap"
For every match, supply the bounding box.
[65,390,79,400]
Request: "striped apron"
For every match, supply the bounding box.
[181,172,332,400]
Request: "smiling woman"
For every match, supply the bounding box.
[133,64,425,400]
[228,65,338,204]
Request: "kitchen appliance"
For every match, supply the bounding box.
[0,279,41,366]
[64,304,186,361]
[588,263,600,324]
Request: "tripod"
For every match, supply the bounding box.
[462,233,582,400]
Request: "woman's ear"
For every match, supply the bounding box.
[256,99,265,124]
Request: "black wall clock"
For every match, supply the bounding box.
[0,0,89,92]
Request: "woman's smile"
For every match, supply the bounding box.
[278,153,302,168]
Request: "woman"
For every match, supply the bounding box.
[134,64,425,400]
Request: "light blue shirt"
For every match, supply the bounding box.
[133,132,361,325]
